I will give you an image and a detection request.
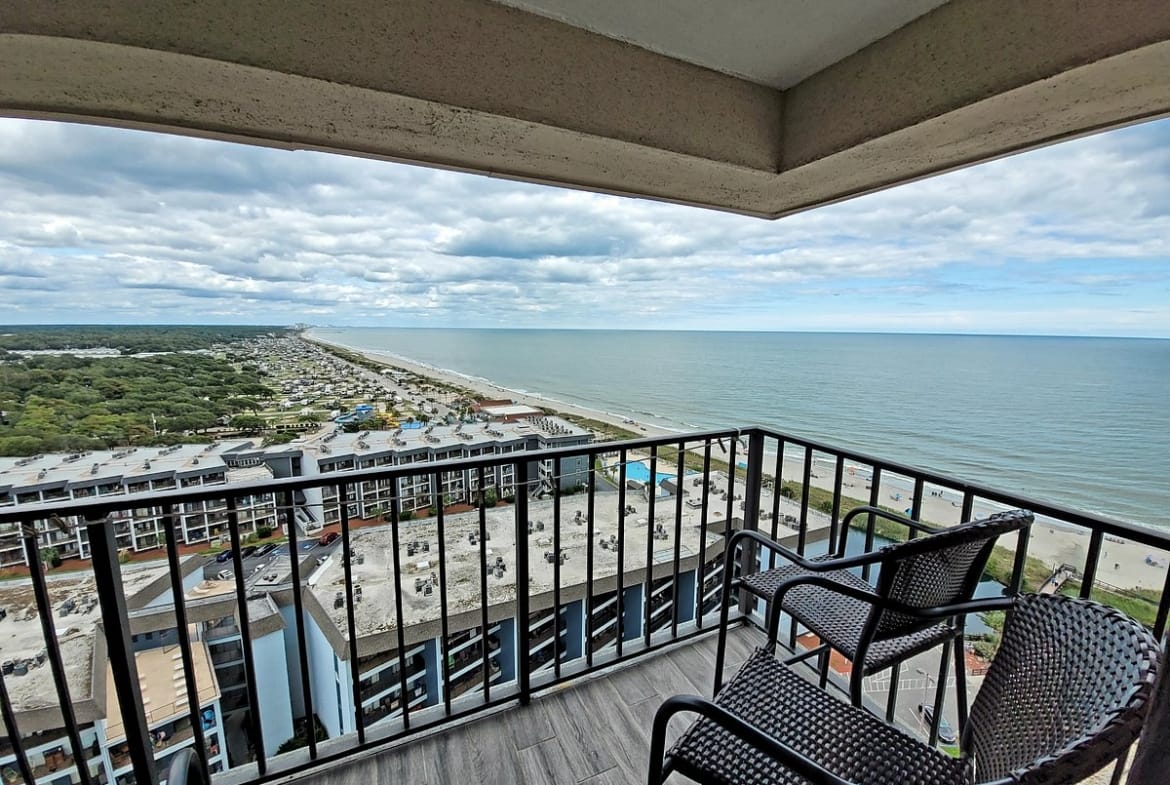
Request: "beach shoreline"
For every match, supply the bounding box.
[305,330,680,439]
[303,331,1169,593]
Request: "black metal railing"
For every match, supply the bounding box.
[0,426,1166,785]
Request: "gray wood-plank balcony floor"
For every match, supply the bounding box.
[299,626,760,785]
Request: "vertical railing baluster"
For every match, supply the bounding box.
[671,441,685,639]
[724,437,738,632]
[338,483,365,743]
[1008,525,1032,597]
[960,491,975,524]
[0,666,35,785]
[696,441,712,628]
[227,495,266,773]
[478,466,491,702]
[435,472,452,716]
[910,478,925,530]
[616,450,627,659]
[585,451,597,667]
[797,447,812,555]
[644,446,657,648]
[724,438,737,532]
[738,433,765,626]
[30,518,97,785]
[830,455,845,556]
[553,457,563,677]
[742,432,763,536]
[769,438,784,541]
[861,467,882,582]
[281,490,317,759]
[1154,566,1170,639]
[162,504,208,773]
[515,460,531,703]
[1081,530,1105,600]
[386,481,411,730]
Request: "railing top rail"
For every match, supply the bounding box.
[1,424,1165,552]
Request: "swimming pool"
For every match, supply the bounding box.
[623,461,676,486]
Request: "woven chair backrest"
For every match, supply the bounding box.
[966,594,1159,785]
[872,509,1033,639]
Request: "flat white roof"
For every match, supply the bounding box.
[0,440,260,493]
[297,415,590,462]
[311,465,762,639]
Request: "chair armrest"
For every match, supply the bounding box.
[838,505,938,555]
[650,695,856,785]
[727,529,892,572]
[766,576,1016,639]
[727,529,823,570]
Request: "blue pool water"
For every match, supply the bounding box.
[624,461,676,486]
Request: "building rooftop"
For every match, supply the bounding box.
[0,441,261,495]
[0,562,173,714]
[103,641,220,742]
[309,466,777,642]
[294,416,589,461]
[480,404,545,419]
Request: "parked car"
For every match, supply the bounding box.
[240,545,259,558]
[254,543,277,557]
[319,531,340,546]
[917,703,957,744]
[215,550,234,563]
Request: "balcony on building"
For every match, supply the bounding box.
[1,426,1166,785]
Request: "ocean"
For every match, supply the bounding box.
[308,328,1169,531]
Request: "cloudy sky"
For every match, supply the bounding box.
[1,117,1168,336]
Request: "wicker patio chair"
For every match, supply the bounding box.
[651,593,1160,785]
[713,507,1032,733]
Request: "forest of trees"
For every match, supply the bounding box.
[0,325,281,354]
[0,329,278,456]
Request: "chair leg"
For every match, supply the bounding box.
[712,576,737,695]
[952,635,969,736]
[818,647,830,689]
[849,666,865,708]
[647,720,669,785]
[885,665,900,723]
[928,642,952,746]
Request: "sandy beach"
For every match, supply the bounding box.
[307,333,1169,594]
[764,449,1169,592]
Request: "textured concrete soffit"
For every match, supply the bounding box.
[1,0,1170,217]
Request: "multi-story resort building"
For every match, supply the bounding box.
[0,443,278,568]
[293,416,592,526]
[0,417,590,567]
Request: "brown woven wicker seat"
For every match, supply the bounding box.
[650,593,1160,785]
[713,507,1033,732]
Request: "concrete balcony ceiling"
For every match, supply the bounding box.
[2,0,1169,218]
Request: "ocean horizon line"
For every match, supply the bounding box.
[310,326,1170,340]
